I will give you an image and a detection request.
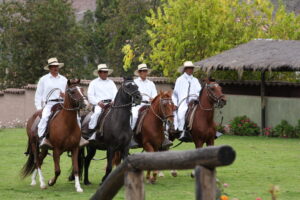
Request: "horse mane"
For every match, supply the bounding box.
[152,91,171,103]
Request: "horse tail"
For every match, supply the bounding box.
[21,138,37,178]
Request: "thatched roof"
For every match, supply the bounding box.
[195,39,300,74]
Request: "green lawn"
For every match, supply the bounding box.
[0,128,299,200]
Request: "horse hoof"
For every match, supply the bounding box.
[190,171,195,178]
[76,188,83,193]
[48,180,54,186]
[30,181,37,186]
[84,181,92,185]
[171,171,178,177]
[40,184,47,189]
[158,172,164,177]
[150,179,156,184]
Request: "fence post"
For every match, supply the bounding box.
[125,169,145,200]
[195,165,216,200]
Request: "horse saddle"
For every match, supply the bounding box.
[133,105,150,135]
[184,100,199,131]
[31,103,62,137]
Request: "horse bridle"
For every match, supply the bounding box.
[111,81,140,108]
[62,86,88,111]
[200,83,225,110]
[150,97,174,123]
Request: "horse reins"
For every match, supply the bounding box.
[61,86,88,111]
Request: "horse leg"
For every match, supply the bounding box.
[71,147,83,192]
[171,170,178,177]
[144,143,157,184]
[101,148,114,184]
[48,149,61,186]
[36,148,48,189]
[84,146,96,185]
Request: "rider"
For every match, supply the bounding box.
[172,61,201,142]
[130,63,172,148]
[36,57,88,148]
[87,64,118,141]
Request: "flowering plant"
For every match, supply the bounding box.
[229,116,260,136]
[272,120,295,138]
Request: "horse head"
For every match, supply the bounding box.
[121,78,142,106]
[156,91,176,131]
[202,78,226,108]
[65,79,90,110]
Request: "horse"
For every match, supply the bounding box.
[81,78,142,185]
[132,91,175,183]
[189,78,226,148]
[21,79,90,192]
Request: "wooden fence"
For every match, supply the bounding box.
[90,145,236,200]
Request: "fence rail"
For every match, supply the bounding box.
[90,145,236,200]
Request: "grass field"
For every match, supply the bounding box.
[0,128,299,200]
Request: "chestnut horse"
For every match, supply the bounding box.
[21,79,90,192]
[135,91,175,183]
[190,78,226,148]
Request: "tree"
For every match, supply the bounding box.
[0,0,86,87]
[145,0,300,80]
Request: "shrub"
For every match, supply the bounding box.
[229,116,260,136]
[263,127,273,137]
[272,120,295,138]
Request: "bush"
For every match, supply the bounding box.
[229,116,260,136]
[294,120,300,138]
[272,120,296,138]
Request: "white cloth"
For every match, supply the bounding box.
[36,73,67,137]
[88,77,118,129]
[172,73,201,131]
[131,77,157,129]
[35,73,67,110]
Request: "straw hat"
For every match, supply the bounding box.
[44,57,64,70]
[134,63,152,76]
[93,64,113,76]
[177,61,200,73]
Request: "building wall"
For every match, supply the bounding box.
[0,84,299,128]
[219,94,300,127]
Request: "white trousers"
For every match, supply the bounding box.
[88,105,102,129]
[131,105,142,129]
[37,102,81,138]
[174,103,188,131]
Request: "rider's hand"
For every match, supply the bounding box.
[98,101,105,108]
[60,92,65,98]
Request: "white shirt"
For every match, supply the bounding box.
[172,72,201,106]
[87,77,118,105]
[134,77,157,102]
[35,73,67,110]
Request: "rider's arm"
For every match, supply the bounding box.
[35,77,44,110]
[87,80,98,105]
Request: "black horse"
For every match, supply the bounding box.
[77,78,141,184]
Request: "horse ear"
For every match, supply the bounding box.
[77,79,81,84]
[67,79,71,86]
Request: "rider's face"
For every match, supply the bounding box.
[98,71,108,80]
[49,65,59,76]
[184,67,194,75]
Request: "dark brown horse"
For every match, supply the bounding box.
[135,91,175,183]
[21,79,90,192]
[190,78,226,148]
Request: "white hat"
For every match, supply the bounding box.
[44,57,64,70]
[134,63,152,76]
[93,64,113,76]
[178,61,200,73]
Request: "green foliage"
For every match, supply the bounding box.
[0,0,86,87]
[229,115,260,136]
[146,0,300,79]
[272,120,297,138]
[122,44,135,72]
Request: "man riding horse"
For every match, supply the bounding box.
[172,61,202,142]
[130,63,172,148]
[36,57,88,148]
[87,64,118,141]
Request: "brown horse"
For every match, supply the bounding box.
[135,91,175,183]
[21,79,90,192]
[190,78,226,148]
